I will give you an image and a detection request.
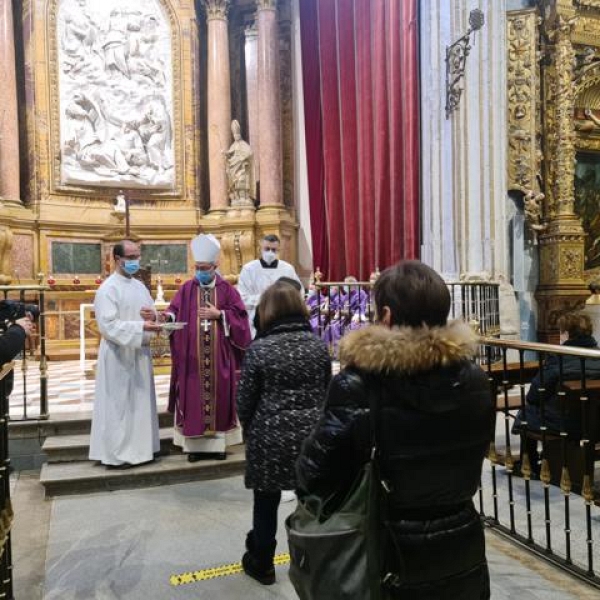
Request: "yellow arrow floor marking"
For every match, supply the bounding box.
[169,552,291,586]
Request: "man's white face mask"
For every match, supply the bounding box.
[262,250,277,265]
[559,331,569,345]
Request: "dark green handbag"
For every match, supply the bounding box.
[286,386,382,600]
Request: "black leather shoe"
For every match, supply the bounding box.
[187,452,227,463]
[242,552,276,585]
[187,453,206,463]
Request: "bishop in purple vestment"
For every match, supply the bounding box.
[166,234,251,461]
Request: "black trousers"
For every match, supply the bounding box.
[251,490,281,558]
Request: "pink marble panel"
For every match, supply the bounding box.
[11,234,34,280]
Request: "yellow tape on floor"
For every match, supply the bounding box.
[169,552,291,586]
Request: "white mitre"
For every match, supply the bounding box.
[191,233,220,263]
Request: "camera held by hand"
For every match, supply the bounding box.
[0,300,40,332]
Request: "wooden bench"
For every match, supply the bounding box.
[524,381,600,495]
[488,361,539,411]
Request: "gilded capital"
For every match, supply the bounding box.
[202,0,230,21]
[257,0,278,11]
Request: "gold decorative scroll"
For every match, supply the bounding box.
[507,10,541,192]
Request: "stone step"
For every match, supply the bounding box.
[42,428,175,463]
[9,409,173,440]
[39,445,246,497]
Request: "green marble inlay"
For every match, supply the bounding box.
[51,242,102,274]
[141,244,187,274]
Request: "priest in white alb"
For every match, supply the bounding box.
[89,240,163,468]
[237,234,303,337]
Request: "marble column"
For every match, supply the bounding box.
[245,23,259,183]
[420,0,507,279]
[291,0,312,279]
[0,0,20,202]
[257,0,283,207]
[204,0,231,215]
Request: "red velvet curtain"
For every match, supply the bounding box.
[300,0,420,281]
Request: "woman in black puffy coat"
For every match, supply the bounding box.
[237,280,332,586]
[296,261,494,600]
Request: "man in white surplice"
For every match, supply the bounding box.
[89,240,163,467]
[237,234,303,337]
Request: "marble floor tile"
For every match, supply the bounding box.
[37,476,596,600]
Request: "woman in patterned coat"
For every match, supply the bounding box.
[236,280,332,585]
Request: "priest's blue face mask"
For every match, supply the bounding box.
[123,260,140,275]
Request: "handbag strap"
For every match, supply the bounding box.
[365,376,385,599]
[367,376,382,463]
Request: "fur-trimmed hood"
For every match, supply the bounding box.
[339,320,478,375]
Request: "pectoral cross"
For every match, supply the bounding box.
[201,288,211,333]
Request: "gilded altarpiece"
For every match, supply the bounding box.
[509,1,600,340]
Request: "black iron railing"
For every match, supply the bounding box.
[479,337,600,588]
[0,362,14,599]
[0,285,49,420]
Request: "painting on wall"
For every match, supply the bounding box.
[575,152,600,271]
[57,0,174,188]
[140,243,187,274]
[51,242,102,274]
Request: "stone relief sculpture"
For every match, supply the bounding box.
[57,0,174,188]
[224,120,255,207]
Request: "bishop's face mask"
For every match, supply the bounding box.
[122,259,140,276]
[262,249,277,265]
[195,268,214,285]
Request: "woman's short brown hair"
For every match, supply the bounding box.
[258,280,309,330]
[557,312,593,338]
[373,260,451,328]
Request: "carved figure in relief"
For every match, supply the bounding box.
[523,190,548,242]
[129,103,172,171]
[103,9,131,79]
[58,0,174,187]
[64,93,130,174]
[224,120,255,206]
[129,15,166,86]
[61,0,99,75]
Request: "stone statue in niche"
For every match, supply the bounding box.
[224,120,255,207]
[57,0,174,188]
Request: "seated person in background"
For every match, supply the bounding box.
[321,283,344,353]
[306,282,329,336]
[513,313,600,475]
[342,276,369,331]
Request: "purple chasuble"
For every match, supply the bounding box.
[167,275,251,436]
